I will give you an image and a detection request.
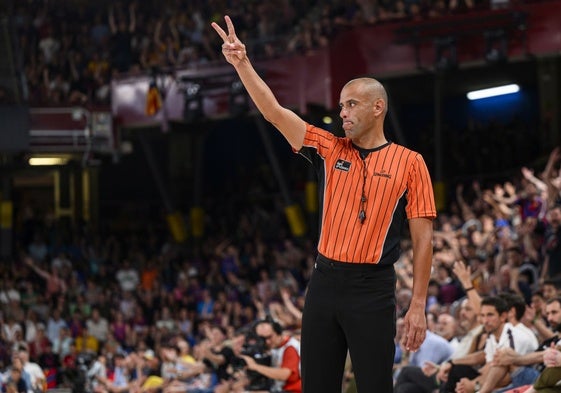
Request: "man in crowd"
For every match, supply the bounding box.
[476,297,561,393]
[448,296,538,393]
[394,297,484,393]
[240,320,301,393]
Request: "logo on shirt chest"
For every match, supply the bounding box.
[334,159,351,172]
[373,169,392,179]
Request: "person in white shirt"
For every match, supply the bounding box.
[46,308,67,345]
[87,354,108,393]
[86,308,109,345]
[18,345,45,393]
[477,296,561,393]
[454,295,538,393]
[115,260,139,292]
[394,298,485,393]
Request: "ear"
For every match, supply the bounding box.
[373,98,385,116]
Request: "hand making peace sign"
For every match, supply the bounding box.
[211,16,247,67]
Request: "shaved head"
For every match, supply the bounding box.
[344,77,388,114]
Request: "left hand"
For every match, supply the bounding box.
[455,377,476,393]
[492,347,517,366]
[422,360,439,377]
[402,304,426,352]
[240,355,257,370]
[543,347,561,368]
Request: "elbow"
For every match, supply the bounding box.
[261,103,284,125]
[263,110,280,125]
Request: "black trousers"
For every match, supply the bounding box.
[394,366,438,393]
[440,365,480,393]
[301,255,396,393]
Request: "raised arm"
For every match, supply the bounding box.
[108,5,117,34]
[452,260,481,314]
[128,2,136,33]
[211,16,306,150]
[24,256,50,280]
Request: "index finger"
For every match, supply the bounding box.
[211,20,228,42]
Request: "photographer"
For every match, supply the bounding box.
[240,320,301,393]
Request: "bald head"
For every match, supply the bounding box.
[344,78,388,114]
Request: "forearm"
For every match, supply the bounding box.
[515,351,544,366]
[465,290,481,314]
[204,352,225,366]
[409,218,433,305]
[234,59,281,118]
[533,318,555,341]
[233,59,304,149]
[283,300,303,320]
[250,364,290,381]
[452,350,485,367]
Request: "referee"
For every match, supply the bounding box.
[212,16,436,393]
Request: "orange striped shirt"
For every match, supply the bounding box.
[299,123,436,264]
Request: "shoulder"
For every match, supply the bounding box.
[304,123,346,145]
[426,331,452,346]
[387,143,424,163]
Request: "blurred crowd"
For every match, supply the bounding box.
[12,0,493,107]
[1,143,561,392]
[3,0,561,392]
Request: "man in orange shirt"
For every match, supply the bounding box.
[212,16,436,393]
[240,320,301,393]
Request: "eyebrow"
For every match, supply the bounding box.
[339,99,359,106]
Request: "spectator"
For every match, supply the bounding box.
[239,320,301,393]
[2,357,30,393]
[477,297,561,393]
[445,296,538,393]
[86,308,110,347]
[86,354,107,393]
[46,308,67,347]
[24,257,67,302]
[115,259,140,293]
[108,3,136,73]
[18,345,45,393]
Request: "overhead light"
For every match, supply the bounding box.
[322,116,333,125]
[28,157,69,166]
[467,84,520,100]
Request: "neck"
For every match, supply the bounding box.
[494,322,506,340]
[353,136,388,150]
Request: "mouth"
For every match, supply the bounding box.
[342,121,353,130]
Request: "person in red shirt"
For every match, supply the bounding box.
[240,320,301,393]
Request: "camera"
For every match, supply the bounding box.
[241,331,272,391]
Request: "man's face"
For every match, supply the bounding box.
[338,82,380,145]
[436,314,456,340]
[256,323,281,349]
[545,300,561,331]
[543,284,557,301]
[480,304,506,335]
[210,327,225,345]
[531,295,545,314]
[459,300,478,331]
